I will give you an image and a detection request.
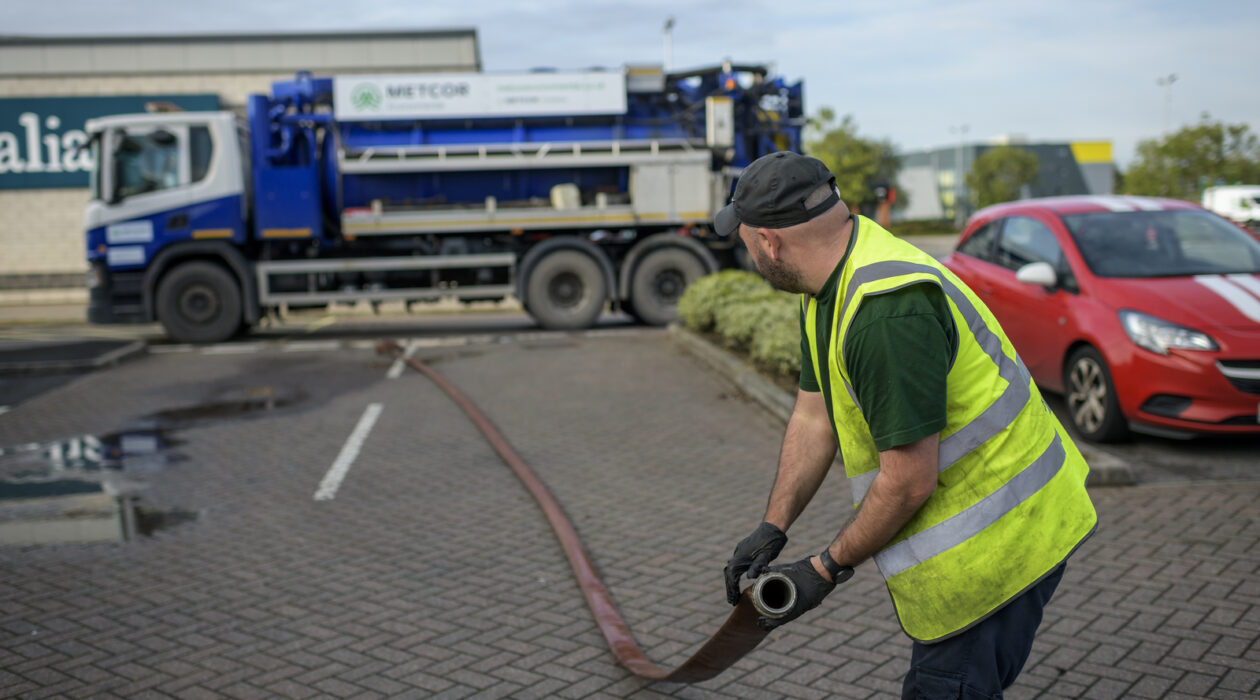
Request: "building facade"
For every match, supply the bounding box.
[894,139,1115,224]
[0,30,481,290]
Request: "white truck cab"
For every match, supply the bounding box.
[83,112,246,236]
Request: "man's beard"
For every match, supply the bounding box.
[751,244,809,293]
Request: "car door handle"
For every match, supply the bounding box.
[167,212,189,230]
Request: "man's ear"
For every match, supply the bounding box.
[758,227,783,261]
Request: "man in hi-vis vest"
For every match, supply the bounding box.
[715,152,1097,698]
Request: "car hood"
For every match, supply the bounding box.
[1095,273,1260,335]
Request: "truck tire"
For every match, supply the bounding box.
[156,261,243,344]
[629,247,707,326]
[525,250,607,330]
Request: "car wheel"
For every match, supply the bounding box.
[1064,346,1129,443]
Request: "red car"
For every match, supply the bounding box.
[941,195,1260,442]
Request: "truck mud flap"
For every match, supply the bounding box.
[376,340,770,683]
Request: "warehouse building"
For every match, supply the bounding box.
[894,138,1115,224]
[0,29,481,292]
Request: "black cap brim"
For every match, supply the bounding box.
[714,203,740,237]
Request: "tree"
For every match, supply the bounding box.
[1124,115,1260,200]
[805,109,902,214]
[966,146,1040,208]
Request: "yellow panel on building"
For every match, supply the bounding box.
[1070,141,1113,165]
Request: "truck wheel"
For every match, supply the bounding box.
[629,247,707,326]
[1063,346,1129,443]
[525,250,607,330]
[156,261,243,344]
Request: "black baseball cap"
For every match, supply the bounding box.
[714,151,839,237]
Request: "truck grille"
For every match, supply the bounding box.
[1217,360,1260,395]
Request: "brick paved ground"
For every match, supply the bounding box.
[0,330,1257,698]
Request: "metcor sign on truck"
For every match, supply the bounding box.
[332,72,627,121]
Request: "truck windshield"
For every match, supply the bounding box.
[1062,210,1260,277]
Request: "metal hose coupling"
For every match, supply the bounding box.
[751,571,797,619]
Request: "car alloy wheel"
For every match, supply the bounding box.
[1064,346,1128,442]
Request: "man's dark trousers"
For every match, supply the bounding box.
[901,564,1065,699]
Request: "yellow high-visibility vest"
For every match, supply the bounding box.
[803,215,1096,642]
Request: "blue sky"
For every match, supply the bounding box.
[7,0,1259,168]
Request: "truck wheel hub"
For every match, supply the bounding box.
[548,272,583,308]
[178,283,220,323]
[653,270,684,301]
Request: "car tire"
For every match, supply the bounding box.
[524,250,607,330]
[156,261,243,344]
[1064,346,1129,443]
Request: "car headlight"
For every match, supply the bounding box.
[1119,310,1218,355]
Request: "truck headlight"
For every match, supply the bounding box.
[1119,310,1217,355]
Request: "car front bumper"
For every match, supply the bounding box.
[1116,348,1260,435]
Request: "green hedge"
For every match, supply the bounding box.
[889,219,958,237]
[678,270,801,377]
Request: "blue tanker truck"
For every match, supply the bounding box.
[82,62,804,342]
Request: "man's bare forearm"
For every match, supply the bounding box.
[826,433,939,569]
[763,390,837,531]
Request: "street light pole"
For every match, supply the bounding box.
[951,124,970,228]
[1156,74,1177,133]
[663,17,675,72]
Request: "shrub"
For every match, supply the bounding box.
[677,270,771,332]
[890,219,959,237]
[751,312,801,377]
[679,269,802,379]
[714,293,787,350]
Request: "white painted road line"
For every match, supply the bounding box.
[314,403,385,502]
[0,406,9,416]
[385,340,417,379]
[202,343,265,355]
[149,345,195,354]
[282,340,342,353]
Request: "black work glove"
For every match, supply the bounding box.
[724,521,787,605]
[755,556,842,631]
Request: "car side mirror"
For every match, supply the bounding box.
[1015,261,1057,289]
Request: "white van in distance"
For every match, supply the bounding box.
[1201,185,1260,227]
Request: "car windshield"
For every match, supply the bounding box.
[1062,210,1260,277]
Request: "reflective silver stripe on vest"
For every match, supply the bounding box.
[872,431,1066,578]
[842,261,1033,505]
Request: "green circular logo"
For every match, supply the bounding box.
[351,83,383,111]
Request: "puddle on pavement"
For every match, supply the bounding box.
[0,428,183,489]
[134,505,199,536]
[0,418,194,545]
[0,429,196,544]
[145,385,304,427]
[0,384,296,545]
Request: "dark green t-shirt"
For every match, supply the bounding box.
[799,218,957,450]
